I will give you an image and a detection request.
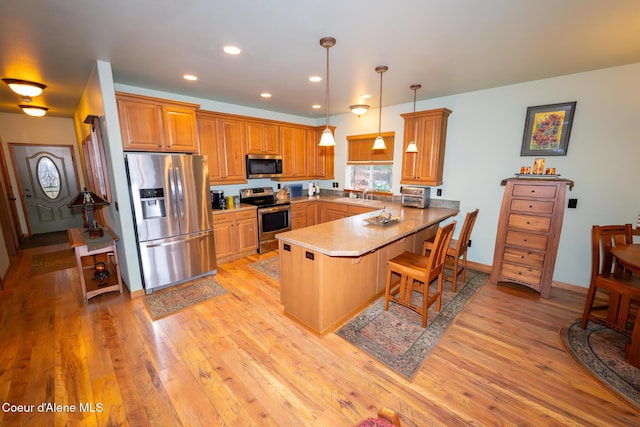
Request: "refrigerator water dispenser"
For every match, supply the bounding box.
[140,188,166,219]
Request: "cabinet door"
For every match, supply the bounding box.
[197,114,224,182]
[306,128,334,179]
[280,126,307,178]
[236,217,258,253]
[213,217,235,260]
[117,97,164,151]
[217,118,247,183]
[324,202,348,222]
[163,106,198,153]
[246,122,280,155]
[307,201,320,226]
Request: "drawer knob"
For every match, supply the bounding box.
[529,205,533,208]
[526,221,531,224]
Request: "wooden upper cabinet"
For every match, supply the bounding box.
[279,125,307,179]
[116,92,199,153]
[400,108,452,186]
[246,121,280,155]
[306,127,335,179]
[197,111,247,184]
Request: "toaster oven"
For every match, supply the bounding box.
[401,186,430,209]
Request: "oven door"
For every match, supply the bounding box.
[257,205,291,253]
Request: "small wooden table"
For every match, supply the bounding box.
[68,227,123,301]
[611,243,640,368]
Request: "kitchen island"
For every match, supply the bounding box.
[276,203,458,335]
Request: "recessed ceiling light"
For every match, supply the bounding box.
[261,92,272,98]
[312,104,321,109]
[183,74,198,81]
[309,76,322,82]
[223,46,241,55]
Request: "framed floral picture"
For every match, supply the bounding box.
[520,101,576,156]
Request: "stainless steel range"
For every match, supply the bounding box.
[239,187,291,253]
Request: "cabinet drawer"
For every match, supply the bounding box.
[501,263,542,288]
[212,212,234,224]
[507,214,551,232]
[324,202,348,213]
[510,199,554,214]
[512,184,557,199]
[291,204,307,219]
[503,247,544,268]
[505,230,547,250]
[234,210,257,221]
[292,217,307,229]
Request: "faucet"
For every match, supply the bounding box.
[361,189,368,200]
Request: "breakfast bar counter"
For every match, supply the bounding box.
[276,204,458,335]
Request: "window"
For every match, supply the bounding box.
[346,132,394,192]
[37,156,60,199]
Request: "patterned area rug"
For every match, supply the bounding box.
[144,275,228,320]
[336,270,487,380]
[560,321,640,408]
[31,249,76,275]
[248,256,280,280]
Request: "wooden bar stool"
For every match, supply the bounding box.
[423,209,479,292]
[384,221,456,327]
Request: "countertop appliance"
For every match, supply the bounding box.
[126,153,217,293]
[240,186,290,253]
[246,154,283,179]
[401,186,431,209]
[211,189,224,209]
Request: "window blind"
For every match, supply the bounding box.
[347,132,394,164]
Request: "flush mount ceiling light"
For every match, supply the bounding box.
[19,105,48,117]
[406,84,422,153]
[183,74,198,81]
[223,45,241,55]
[349,104,369,117]
[372,66,388,150]
[318,36,336,147]
[3,78,47,97]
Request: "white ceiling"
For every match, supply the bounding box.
[1,0,640,119]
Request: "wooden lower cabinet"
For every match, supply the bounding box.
[291,203,307,230]
[212,210,258,263]
[324,202,349,222]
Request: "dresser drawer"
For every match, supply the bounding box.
[505,230,547,250]
[508,214,551,232]
[512,184,557,199]
[503,247,545,268]
[501,262,542,288]
[510,199,554,214]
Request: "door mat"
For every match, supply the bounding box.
[336,270,487,380]
[560,321,640,409]
[30,249,76,275]
[144,275,228,320]
[248,256,280,281]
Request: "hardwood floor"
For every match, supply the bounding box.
[0,246,638,426]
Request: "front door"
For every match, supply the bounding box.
[10,144,83,234]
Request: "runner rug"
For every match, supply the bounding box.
[248,256,280,281]
[560,321,640,409]
[336,270,487,380]
[145,275,228,320]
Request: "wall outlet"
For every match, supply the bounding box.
[468,239,471,247]
[277,183,281,189]
[436,189,442,196]
[568,198,578,208]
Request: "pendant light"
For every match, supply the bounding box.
[372,66,388,150]
[406,84,421,153]
[318,37,336,147]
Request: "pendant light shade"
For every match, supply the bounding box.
[406,84,421,153]
[373,66,388,150]
[318,37,336,147]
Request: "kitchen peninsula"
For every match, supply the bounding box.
[277,201,458,335]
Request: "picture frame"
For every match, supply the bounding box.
[520,101,576,156]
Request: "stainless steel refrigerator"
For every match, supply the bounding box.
[126,153,216,293]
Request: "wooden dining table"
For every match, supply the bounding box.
[611,243,640,368]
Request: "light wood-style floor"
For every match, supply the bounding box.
[1,244,638,426]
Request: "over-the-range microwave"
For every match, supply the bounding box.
[246,154,283,179]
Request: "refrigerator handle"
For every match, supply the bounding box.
[174,167,184,220]
[168,168,178,222]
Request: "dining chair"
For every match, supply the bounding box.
[580,224,640,337]
[423,209,479,292]
[384,221,456,327]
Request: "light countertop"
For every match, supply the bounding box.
[276,203,458,257]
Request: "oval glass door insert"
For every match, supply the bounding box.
[37,156,61,199]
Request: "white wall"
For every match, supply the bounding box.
[331,62,640,287]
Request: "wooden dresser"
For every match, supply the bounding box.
[490,177,574,298]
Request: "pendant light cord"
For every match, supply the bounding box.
[378,71,383,135]
[325,44,330,129]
